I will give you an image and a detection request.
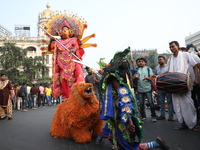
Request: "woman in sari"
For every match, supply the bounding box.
[0,74,13,120]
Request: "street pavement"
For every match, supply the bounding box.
[0,105,199,150]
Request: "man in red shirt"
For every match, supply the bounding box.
[30,84,38,109]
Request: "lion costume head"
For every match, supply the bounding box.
[70,82,96,106]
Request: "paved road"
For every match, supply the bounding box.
[0,106,199,150]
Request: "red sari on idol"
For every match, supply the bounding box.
[50,37,85,100]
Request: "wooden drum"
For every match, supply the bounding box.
[156,72,191,93]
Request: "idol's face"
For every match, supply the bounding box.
[60,26,70,38]
[169,43,179,54]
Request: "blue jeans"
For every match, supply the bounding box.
[22,96,26,109]
[46,96,52,106]
[31,95,37,108]
[138,91,156,118]
[157,91,173,117]
[27,94,31,108]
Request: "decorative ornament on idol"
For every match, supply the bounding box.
[42,52,46,56]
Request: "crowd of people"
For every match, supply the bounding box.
[84,41,200,133]
[0,64,100,121]
[0,80,62,120]
[131,41,200,132]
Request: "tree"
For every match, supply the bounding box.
[22,56,49,84]
[0,42,50,84]
[37,76,52,87]
[0,43,27,82]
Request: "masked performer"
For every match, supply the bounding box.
[42,12,97,101]
[96,47,169,150]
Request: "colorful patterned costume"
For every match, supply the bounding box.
[98,48,170,150]
[49,37,84,99]
[99,48,143,150]
[42,12,97,99]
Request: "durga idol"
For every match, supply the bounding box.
[43,12,97,101]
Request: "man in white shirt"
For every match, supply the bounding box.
[166,41,199,130]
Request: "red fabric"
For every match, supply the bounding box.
[60,61,84,99]
[75,63,85,83]
[51,38,85,99]
[151,78,157,90]
[0,81,12,107]
[61,79,71,99]
[76,40,85,59]
[76,48,85,60]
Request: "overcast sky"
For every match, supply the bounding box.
[1,0,200,69]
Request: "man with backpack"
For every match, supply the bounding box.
[134,58,157,122]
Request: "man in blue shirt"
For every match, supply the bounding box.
[134,58,157,122]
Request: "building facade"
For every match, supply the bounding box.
[0,3,54,77]
[185,31,200,49]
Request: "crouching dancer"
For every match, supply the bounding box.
[95,47,169,150]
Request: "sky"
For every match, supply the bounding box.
[1,0,200,69]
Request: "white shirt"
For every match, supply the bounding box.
[167,52,197,82]
[188,53,200,82]
[173,56,178,72]
[167,52,197,74]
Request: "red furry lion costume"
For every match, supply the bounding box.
[50,82,103,143]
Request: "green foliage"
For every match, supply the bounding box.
[0,42,50,84]
[37,76,52,87]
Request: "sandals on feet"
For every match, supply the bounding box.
[174,125,188,130]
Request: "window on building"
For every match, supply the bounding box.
[27,46,36,51]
